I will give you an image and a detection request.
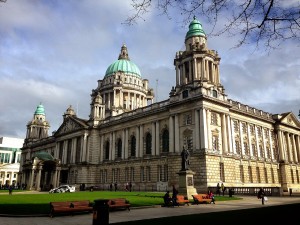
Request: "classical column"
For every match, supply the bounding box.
[156,121,160,155]
[194,58,198,80]
[269,130,274,159]
[52,170,58,187]
[285,132,292,162]
[296,135,300,163]
[174,114,180,152]
[36,167,42,191]
[207,110,212,150]
[29,169,35,190]
[195,109,200,150]
[111,132,115,160]
[136,126,140,157]
[122,130,125,159]
[189,60,192,82]
[176,64,179,86]
[262,128,267,158]
[151,122,156,155]
[255,126,259,157]
[221,114,228,154]
[169,116,174,153]
[239,122,243,155]
[248,124,252,156]
[291,134,298,163]
[278,130,286,161]
[200,108,208,150]
[82,133,88,162]
[227,115,233,153]
[100,135,104,162]
[125,129,129,159]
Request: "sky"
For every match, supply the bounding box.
[0,0,299,139]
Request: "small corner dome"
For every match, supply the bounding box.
[34,103,45,115]
[185,16,206,40]
[104,44,142,78]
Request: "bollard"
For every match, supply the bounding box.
[92,199,109,225]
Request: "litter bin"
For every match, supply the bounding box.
[93,199,109,225]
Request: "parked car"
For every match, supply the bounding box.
[49,185,76,193]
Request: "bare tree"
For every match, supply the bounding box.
[125,0,300,50]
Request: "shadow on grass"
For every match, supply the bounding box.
[113,203,299,225]
[0,204,50,215]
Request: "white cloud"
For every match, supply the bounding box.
[0,0,299,139]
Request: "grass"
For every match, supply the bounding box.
[0,191,240,215]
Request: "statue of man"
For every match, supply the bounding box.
[181,146,190,170]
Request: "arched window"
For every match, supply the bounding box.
[117,139,122,158]
[131,136,136,157]
[146,133,152,154]
[162,129,169,153]
[105,141,110,160]
[212,90,217,98]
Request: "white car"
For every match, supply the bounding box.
[49,185,76,193]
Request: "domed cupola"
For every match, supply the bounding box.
[34,103,45,116]
[25,103,50,142]
[90,44,154,119]
[104,44,142,78]
[185,16,206,40]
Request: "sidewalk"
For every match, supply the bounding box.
[1,196,300,225]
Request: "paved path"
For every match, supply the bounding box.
[1,196,300,225]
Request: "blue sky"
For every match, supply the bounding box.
[0,0,299,139]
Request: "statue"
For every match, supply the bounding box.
[181,146,190,170]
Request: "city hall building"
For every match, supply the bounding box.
[19,17,300,195]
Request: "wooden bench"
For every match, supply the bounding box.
[192,194,212,204]
[176,195,190,206]
[50,200,93,217]
[107,198,130,211]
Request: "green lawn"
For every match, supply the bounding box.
[0,191,240,215]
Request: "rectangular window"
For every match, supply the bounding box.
[256,167,261,183]
[112,169,115,182]
[240,165,244,183]
[291,169,295,184]
[248,166,253,183]
[13,174,16,178]
[296,170,300,184]
[100,170,103,183]
[220,163,225,182]
[146,166,151,182]
[104,169,107,183]
[264,168,268,183]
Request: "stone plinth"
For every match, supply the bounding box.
[177,169,197,200]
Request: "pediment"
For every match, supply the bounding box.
[280,112,300,128]
[55,117,86,135]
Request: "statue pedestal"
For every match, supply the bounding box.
[177,169,198,200]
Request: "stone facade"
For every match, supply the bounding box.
[19,17,300,195]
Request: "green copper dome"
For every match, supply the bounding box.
[185,16,206,40]
[34,103,45,115]
[105,59,141,78]
[105,44,142,78]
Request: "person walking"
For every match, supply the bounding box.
[257,188,266,205]
[208,190,215,204]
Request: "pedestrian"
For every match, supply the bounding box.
[8,185,13,195]
[110,183,113,191]
[114,182,118,191]
[163,191,172,207]
[221,183,226,196]
[172,185,178,206]
[216,183,221,196]
[208,190,215,204]
[129,182,132,192]
[289,188,292,196]
[257,188,266,205]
